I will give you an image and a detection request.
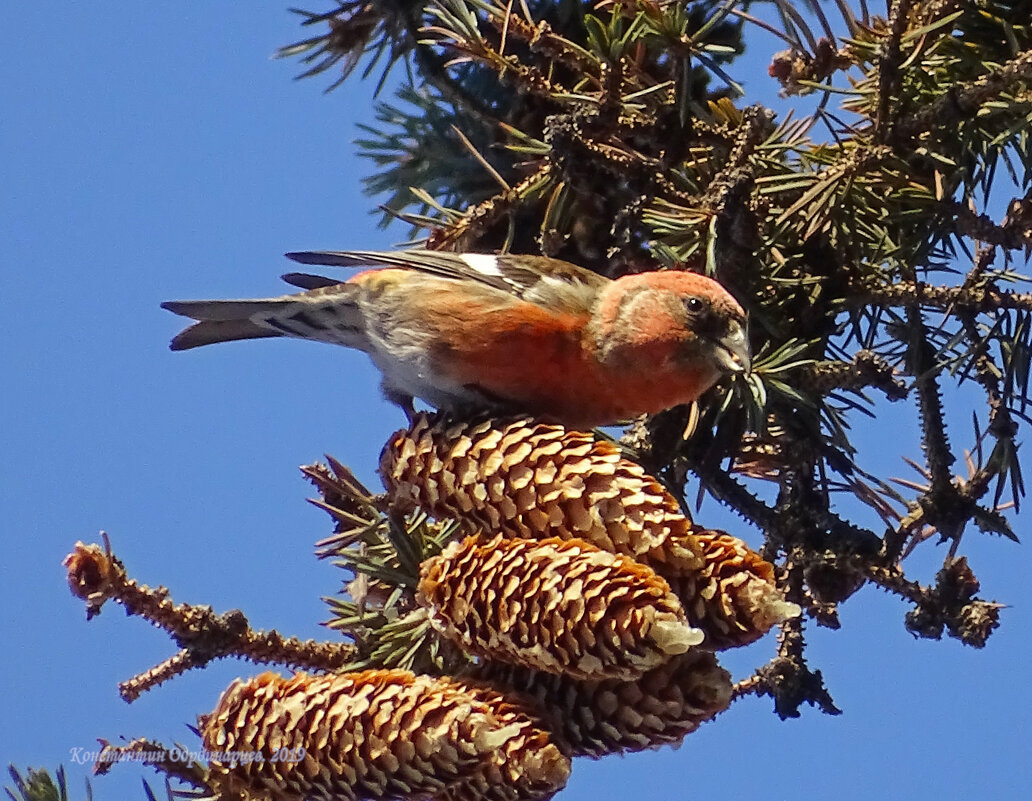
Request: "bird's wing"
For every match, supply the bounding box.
[284,250,607,315]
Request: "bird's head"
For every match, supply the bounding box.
[592,269,750,389]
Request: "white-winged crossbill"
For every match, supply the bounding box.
[162,250,749,427]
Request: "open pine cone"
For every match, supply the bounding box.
[201,669,570,801]
[418,534,703,680]
[671,531,801,650]
[468,649,733,757]
[381,414,705,572]
[382,414,798,649]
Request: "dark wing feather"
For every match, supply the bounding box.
[281,272,345,290]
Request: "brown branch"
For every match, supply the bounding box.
[946,201,1032,251]
[962,242,999,291]
[699,467,778,532]
[863,557,1001,647]
[863,562,927,604]
[746,559,842,719]
[426,160,556,249]
[481,5,600,78]
[542,104,746,207]
[955,259,1015,441]
[94,738,210,787]
[704,106,772,284]
[64,539,355,701]
[804,351,907,399]
[730,673,764,702]
[422,16,567,101]
[874,0,911,142]
[908,306,956,496]
[411,43,505,129]
[916,0,964,26]
[855,280,1032,313]
[119,651,198,703]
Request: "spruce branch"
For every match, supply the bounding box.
[404,9,503,126]
[423,0,566,99]
[425,160,557,248]
[93,739,208,788]
[472,0,600,76]
[740,563,842,719]
[410,45,502,127]
[892,47,1032,142]
[855,280,1032,313]
[276,2,411,91]
[907,308,957,496]
[696,463,779,532]
[804,351,907,399]
[947,200,1032,250]
[874,0,912,142]
[63,539,355,701]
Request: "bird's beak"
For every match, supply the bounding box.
[714,321,751,374]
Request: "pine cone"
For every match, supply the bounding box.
[380,414,705,573]
[435,680,570,801]
[468,650,733,757]
[381,414,798,649]
[201,669,570,801]
[671,531,800,650]
[418,535,703,680]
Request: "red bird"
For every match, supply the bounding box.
[162,250,750,428]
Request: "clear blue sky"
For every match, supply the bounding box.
[2,4,1029,800]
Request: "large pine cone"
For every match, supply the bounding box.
[418,534,703,680]
[201,669,570,801]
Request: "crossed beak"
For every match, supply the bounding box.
[714,321,751,375]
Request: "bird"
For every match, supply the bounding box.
[161,250,750,428]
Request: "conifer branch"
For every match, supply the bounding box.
[893,48,1032,141]
[63,539,355,701]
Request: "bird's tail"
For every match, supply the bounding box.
[161,299,290,351]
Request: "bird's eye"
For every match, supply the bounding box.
[684,297,706,314]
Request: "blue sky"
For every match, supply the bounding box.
[3,4,1029,800]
